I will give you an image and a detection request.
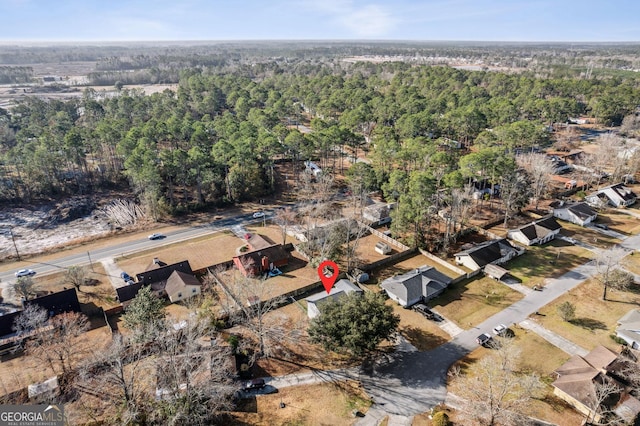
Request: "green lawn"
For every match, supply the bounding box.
[430,276,523,328]
[507,239,593,287]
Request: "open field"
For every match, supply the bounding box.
[535,277,640,351]
[226,381,371,425]
[507,239,593,287]
[429,276,523,328]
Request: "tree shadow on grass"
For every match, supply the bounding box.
[569,317,607,331]
[401,326,448,351]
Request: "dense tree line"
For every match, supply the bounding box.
[0,66,33,84]
[1,59,640,237]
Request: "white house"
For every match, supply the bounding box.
[507,216,562,246]
[616,309,640,349]
[454,239,524,271]
[306,279,362,319]
[586,183,637,208]
[552,201,597,226]
[380,265,452,308]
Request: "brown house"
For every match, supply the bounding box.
[233,244,290,277]
[552,346,640,424]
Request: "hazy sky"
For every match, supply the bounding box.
[0,0,638,42]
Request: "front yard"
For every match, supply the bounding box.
[429,277,523,328]
[507,239,593,287]
[535,277,640,351]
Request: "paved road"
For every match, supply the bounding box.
[0,212,273,302]
[358,234,640,417]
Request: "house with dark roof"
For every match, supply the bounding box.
[552,346,640,424]
[116,282,144,308]
[233,244,290,277]
[117,260,195,306]
[24,287,81,316]
[454,239,524,271]
[586,183,637,208]
[552,201,597,226]
[616,309,640,349]
[507,216,562,246]
[380,265,452,308]
[165,271,202,303]
[306,279,363,318]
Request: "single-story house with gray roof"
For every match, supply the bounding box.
[380,265,452,308]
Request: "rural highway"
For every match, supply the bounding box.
[0,211,274,291]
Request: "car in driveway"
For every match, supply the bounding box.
[476,333,493,347]
[120,272,132,282]
[148,233,165,240]
[412,303,435,320]
[15,269,36,278]
[243,378,266,390]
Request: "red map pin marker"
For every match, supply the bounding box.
[317,260,339,294]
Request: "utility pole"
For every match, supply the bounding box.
[9,227,20,261]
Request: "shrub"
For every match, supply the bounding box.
[432,411,451,426]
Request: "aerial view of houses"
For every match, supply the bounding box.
[2,5,640,425]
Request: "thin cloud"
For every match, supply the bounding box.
[301,0,398,38]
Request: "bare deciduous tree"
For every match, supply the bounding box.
[516,153,554,210]
[451,338,544,426]
[22,310,89,376]
[594,248,632,300]
[585,377,623,426]
[212,268,303,359]
[64,265,88,292]
[500,170,532,227]
[13,276,37,301]
[273,206,296,246]
[149,317,237,425]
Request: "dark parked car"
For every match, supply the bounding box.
[412,303,435,320]
[476,333,493,347]
[243,378,266,390]
[120,272,131,281]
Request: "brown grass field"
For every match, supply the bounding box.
[226,381,371,425]
[506,238,593,287]
[535,277,640,351]
[595,209,640,235]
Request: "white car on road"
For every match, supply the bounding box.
[15,269,36,277]
[252,211,265,218]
